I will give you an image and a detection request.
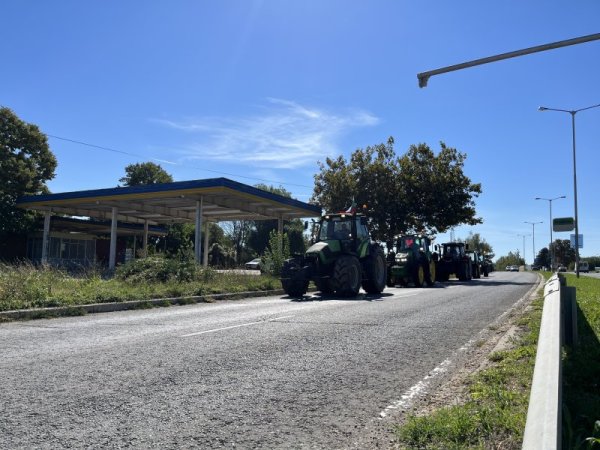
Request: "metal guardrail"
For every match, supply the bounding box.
[522,274,577,450]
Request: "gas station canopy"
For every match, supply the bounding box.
[17,177,321,225]
[17,177,321,269]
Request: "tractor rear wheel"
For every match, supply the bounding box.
[362,246,387,294]
[333,255,361,297]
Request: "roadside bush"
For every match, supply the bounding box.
[115,255,200,283]
[262,231,290,276]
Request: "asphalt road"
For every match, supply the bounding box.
[0,271,538,449]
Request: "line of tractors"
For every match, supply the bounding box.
[280,209,494,298]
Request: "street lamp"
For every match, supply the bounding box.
[524,221,543,266]
[517,233,530,266]
[539,102,600,277]
[535,196,566,270]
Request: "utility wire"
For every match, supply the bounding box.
[46,133,313,190]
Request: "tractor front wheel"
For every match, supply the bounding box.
[333,255,362,297]
[425,260,436,287]
[413,264,425,287]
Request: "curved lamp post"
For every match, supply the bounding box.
[539,103,600,277]
[535,196,566,270]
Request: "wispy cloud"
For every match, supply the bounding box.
[155,99,379,169]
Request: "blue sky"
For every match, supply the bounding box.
[2,1,599,263]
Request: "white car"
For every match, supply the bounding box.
[244,258,261,270]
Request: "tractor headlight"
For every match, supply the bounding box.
[396,253,408,263]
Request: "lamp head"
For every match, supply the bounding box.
[538,106,548,111]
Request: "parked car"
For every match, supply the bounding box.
[557,265,567,272]
[509,265,519,272]
[245,258,261,270]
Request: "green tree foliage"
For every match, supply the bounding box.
[247,183,306,256]
[463,232,494,256]
[534,247,550,268]
[0,107,57,234]
[119,162,173,186]
[551,239,576,268]
[312,138,482,244]
[496,251,525,269]
[262,230,290,276]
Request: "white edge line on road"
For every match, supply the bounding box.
[379,358,453,419]
[181,315,295,337]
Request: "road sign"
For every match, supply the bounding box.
[553,217,575,232]
[570,234,583,249]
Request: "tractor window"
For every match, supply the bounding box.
[355,218,368,240]
[319,217,353,240]
[400,238,414,250]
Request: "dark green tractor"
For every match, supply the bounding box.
[386,234,437,288]
[280,212,387,297]
[436,242,472,282]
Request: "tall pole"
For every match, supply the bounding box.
[536,196,566,271]
[571,112,580,277]
[525,221,543,267]
[539,103,600,278]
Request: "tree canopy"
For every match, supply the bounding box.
[119,162,173,186]
[0,107,57,233]
[312,138,482,243]
[462,232,494,256]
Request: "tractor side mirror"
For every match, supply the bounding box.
[304,221,309,230]
[465,244,470,250]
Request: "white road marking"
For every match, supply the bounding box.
[379,358,452,418]
[181,315,295,337]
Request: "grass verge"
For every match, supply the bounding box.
[394,272,600,449]
[0,262,281,312]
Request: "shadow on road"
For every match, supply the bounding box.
[285,292,395,302]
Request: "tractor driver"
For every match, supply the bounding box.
[335,221,351,239]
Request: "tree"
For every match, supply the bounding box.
[534,247,550,268]
[496,251,525,269]
[119,162,173,186]
[0,107,57,234]
[247,183,306,256]
[312,138,482,244]
[550,239,576,268]
[463,232,493,256]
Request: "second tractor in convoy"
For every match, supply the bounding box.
[387,234,437,287]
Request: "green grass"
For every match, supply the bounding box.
[562,273,600,449]
[0,261,281,312]
[394,272,600,449]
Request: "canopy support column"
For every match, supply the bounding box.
[41,210,51,265]
[143,220,149,257]
[194,198,203,263]
[203,221,210,267]
[109,207,118,270]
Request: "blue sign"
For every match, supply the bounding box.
[570,234,583,249]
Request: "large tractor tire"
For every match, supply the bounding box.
[315,278,334,295]
[425,260,436,287]
[282,279,309,297]
[412,264,425,287]
[332,255,362,297]
[281,259,309,298]
[362,246,387,294]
